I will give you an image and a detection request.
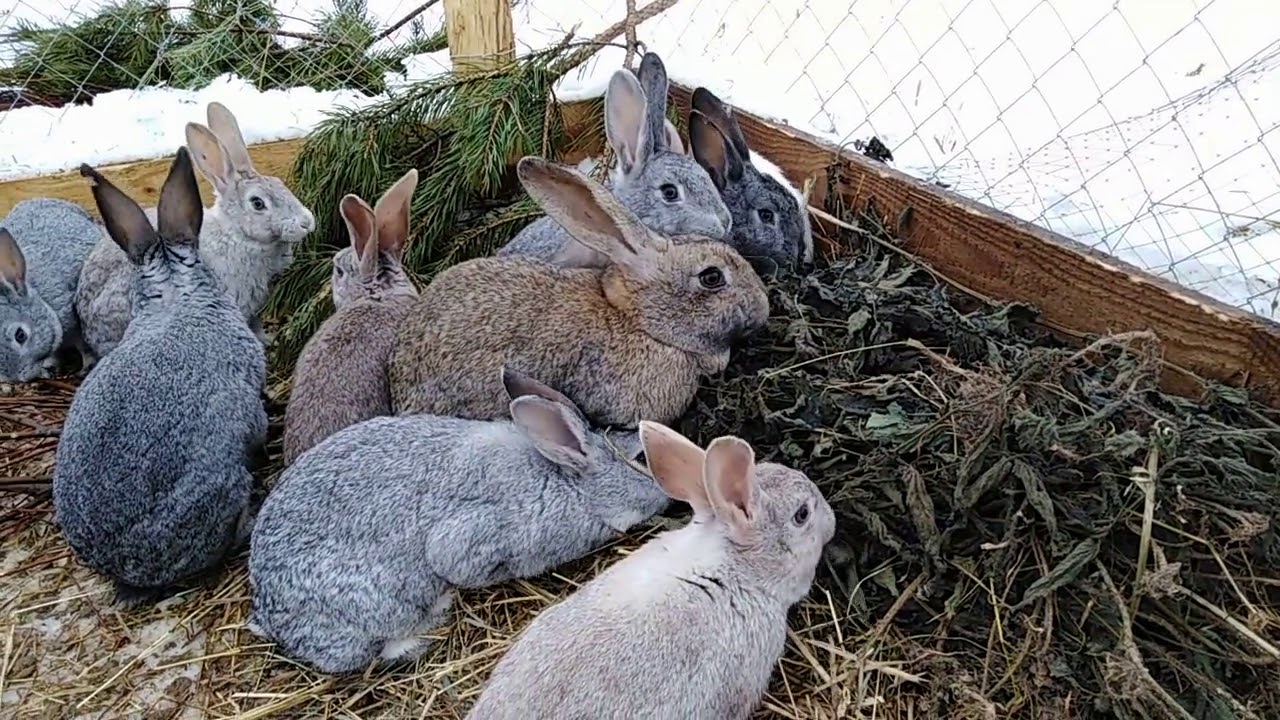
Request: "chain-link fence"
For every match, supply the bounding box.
[3,0,1278,319]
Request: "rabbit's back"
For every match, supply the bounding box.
[389,258,700,426]
[281,298,414,465]
[1,198,102,333]
[469,553,784,719]
[54,301,265,585]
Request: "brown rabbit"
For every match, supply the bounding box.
[387,156,770,428]
[280,169,419,466]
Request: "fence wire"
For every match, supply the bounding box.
[2,0,1278,320]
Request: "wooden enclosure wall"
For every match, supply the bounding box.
[2,89,1278,408]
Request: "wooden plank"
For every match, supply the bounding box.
[3,87,1277,406]
[442,0,516,74]
[665,84,1280,407]
[0,139,302,218]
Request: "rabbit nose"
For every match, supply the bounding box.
[301,208,316,233]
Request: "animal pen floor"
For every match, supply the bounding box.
[0,380,868,720]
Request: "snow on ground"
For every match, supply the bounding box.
[1,0,1278,317]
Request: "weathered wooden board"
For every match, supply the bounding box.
[664,84,1280,406]
[2,88,1277,406]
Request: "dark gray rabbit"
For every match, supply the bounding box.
[688,86,814,271]
[497,52,731,267]
[248,367,670,674]
[0,198,101,380]
[467,421,836,720]
[52,147,268,607]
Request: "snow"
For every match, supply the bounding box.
[1,0,1278,317]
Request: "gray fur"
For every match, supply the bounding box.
[389,157,770,428]
[281,170,419,466]
[248,367,669,675]
[689,86,813,272]
[467,422,836,720]
[75,102,315,358]
[52,148,268,607]
[497,52,730,268]
[0,198,101,380]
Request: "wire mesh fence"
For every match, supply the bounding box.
[2,0,1278,319]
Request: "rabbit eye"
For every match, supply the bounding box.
[758,208,776,224]
[12,327,27,345]
[698,267,726,290]
[792,504,810,526]
[250,196,266,211]
[659,183,679,202]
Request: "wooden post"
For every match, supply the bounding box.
[443,0,516,74]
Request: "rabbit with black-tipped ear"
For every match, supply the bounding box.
[388,155,770,428]
[466,421,835,720]
[75,101,316,358]
[688,86,814,272]
[0,198,102,380]
[281,168,419,466]
[248,366,670,675]
[52,147,268,608]
[497,52,731,267]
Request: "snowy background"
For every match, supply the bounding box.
[2,0,1278,319]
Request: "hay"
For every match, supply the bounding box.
[2,198,1278,718]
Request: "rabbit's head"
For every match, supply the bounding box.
[517,156,770,361]
[640,421,835,603]
[331,169,420,308]
[80,147,208,303]
[500,366,668,532]
[0,229,61,382]
[605,53,731,244]
[185,102,315,248]
[689,87,813,273]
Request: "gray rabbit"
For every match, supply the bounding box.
[248,366,670,675]
[688,86,814,271]
[0,198,101,381]
[388,156,770,429]
[496,52,731,268]
[466,421,836,720]
[52,147,268,607]
[75,101,315,358]
[280,168,419,467]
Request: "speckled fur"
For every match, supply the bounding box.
[688,86,814,271]
[281,170,419,466]
[497,52,730,268]
[389,157,769,428]
[75,102,314,358]
[248,368,670,674]
[52,149,267,607]
[0,198,102,380]
[466,422,836,720]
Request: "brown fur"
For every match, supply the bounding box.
[387,157,770,428]
[281,170,419,465]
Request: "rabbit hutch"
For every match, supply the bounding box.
[2,0,1279,717]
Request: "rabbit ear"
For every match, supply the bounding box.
[373,168,418,259]
[691,87,751,160]
[339,194,379,280]
[80,163,157,263]
[515,157,659,277]
[500,365,585,418]
[0,229,28,294]
[703,436,758,541]
[509,395,590,474]
[605,69,651,176]
[205,101,255,173]
[156,146,204,244]
[185,123,236,195]
[636,52,671,154]
[664,120,683,154]
[638,421,713,517]
[689,111,742,190]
